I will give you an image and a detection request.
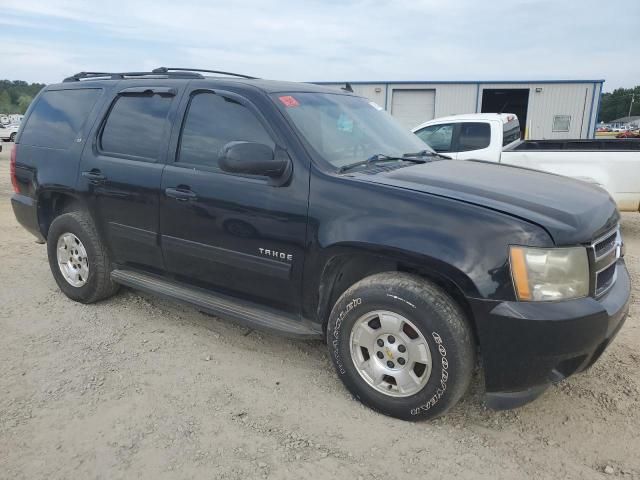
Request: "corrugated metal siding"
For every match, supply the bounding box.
[316,81,601,139]
[479,82,596,139]
[387,83,476,121]
[347,84,387,108]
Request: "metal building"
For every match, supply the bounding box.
[315,80,604,139]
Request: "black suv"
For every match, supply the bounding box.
[10,68,630,420]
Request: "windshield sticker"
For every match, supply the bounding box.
[278,95,300,108]
[337,113,354,133]
[369,101,384,111]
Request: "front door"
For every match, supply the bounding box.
[159,89,309,314]
[78,84,182,270]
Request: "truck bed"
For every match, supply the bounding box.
[501,139,640,212]
[510,138,640,151]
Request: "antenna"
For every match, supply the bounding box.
[342,82,354,93]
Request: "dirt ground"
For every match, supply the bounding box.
[0,142,638,480]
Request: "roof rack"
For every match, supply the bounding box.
[152,67,257,80]
[63,70,205,82]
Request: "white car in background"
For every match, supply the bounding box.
[412,113,640,212]
[0,123,20,142]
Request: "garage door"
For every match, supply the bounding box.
[390,89,435,130]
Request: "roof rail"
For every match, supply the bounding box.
[63,70,205,82]
[152,67,257,80]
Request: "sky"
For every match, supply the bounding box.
[0,0,638,91]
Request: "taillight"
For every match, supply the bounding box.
[10,144,19,194]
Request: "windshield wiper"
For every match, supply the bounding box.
[403,149,452,160]
[337,153,427,174]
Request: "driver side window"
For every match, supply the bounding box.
[415,123,454,152]
[178,92,274,169]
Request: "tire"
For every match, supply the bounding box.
[327,272,474,421]
[47,211,119,303]
[9,132,16,142]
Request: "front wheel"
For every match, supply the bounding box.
[9,132,16,142]
[327,272,475,421]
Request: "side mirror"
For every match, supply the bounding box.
[219,141,290,181]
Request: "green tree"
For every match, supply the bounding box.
[0,90,11,114]
[599,86,640,122]
[0,80,45,115]
[17,95,33,114]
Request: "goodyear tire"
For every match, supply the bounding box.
[47,211,119,303]
[327,272,474,421]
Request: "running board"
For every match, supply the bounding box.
[111,269,322,339]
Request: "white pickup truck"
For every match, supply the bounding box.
[412,113,640,212]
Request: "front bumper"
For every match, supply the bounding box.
[469,260,630,410]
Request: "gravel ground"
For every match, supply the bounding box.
[0,142,639,480]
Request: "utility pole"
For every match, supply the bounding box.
[629,92,636,118]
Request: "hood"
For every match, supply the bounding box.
[354,160,619,245]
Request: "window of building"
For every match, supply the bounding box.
[552,115,571,132]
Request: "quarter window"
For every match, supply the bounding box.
[178,93,274,169]
[20,89,101,149]
[100,94,172,160]
[457,122,491,152]
[415,123,454,152]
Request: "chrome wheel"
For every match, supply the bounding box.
[56,232,89,287]
[349,310,432,397]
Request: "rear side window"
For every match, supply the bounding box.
[178,92,274,169]
[415,123,454,152]
[100,94,172,160]
[457,122,491,152]
[20,89,101,149]
[503,119,521,146]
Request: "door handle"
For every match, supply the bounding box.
[165,187,197,202]
[81,169,106,184]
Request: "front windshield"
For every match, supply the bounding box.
[273,92,433,169]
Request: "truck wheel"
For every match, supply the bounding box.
[47,211,119,303]
[9,132,16,142]
[327,272,474,421]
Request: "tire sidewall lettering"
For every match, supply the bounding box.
[410,330,450,416]
[332,297,362,375]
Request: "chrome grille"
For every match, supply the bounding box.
[590,226,621,297]
[594,231,617,259]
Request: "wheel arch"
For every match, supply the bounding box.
[37,189,85,239]
[315,246,480,344]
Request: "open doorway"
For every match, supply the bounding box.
[481,89,529,137]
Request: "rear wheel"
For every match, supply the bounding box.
[327,272,474,421]
[47,211,119,303]
[9,132,16,142]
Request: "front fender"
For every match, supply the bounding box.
[306,171,553,305]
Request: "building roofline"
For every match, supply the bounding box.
[313,79,606,85]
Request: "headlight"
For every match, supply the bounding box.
[509,246,589,301]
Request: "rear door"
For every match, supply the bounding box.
[78,84,183,270]
[453,121,494,161]
[159,88,309,315]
